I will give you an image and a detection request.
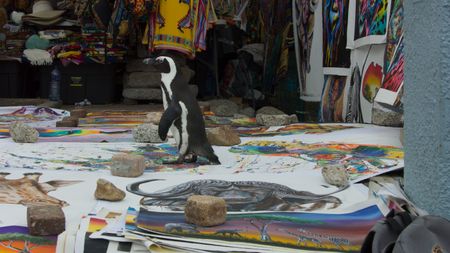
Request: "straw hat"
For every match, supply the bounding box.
[22,0,65,25]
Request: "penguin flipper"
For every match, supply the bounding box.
[159,103,181,140]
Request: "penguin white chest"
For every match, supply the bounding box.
[178,101,189,155]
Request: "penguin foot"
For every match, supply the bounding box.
[184,154,197,163]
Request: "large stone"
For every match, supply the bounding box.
[126,58,159,72]
[133,123,165,143]
[95,178,125,201]
[321,165,349,187]
[209,99,239,117]
[56,116,78,127]
[70,108,87,118]
[146,111,163,124]
[206,125,241,146]
[372,102,403,127]
[198,101,211,113]
[123,88,162,100]
[124,72,161,88]
[239,107,255,117]
[256,114,291,126]
[110,153,145,177]
[9,122,39,143]
[185,195,227,227]
[27,205,65,236]
[256,106,285,115]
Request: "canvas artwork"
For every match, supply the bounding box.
[375,0,404,106]
[322,0,351,75]
[351,0,390,48]
[0,106,69,128]
[345,65,364,123]
[204,115,259,128]
[229,140,403,182]
[133,203,384,252]
[319,75,347,122]
[236,124,357,137]
[0,226,57,253]
[0,128,133,142]
[362,62,383,103]
[293,0,319,93]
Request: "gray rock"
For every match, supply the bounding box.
[95,178,126,201]
[27,205,65,236]
[239,107,255,117]
[289,114,299,123]
[9,122,39,143]
[126,59,159,72]
[256,106,285,115]
[372,102,403,127]
[110,153,145,177]
[146,111,163,124]
[256,114,291,126]
[185,195,227,227]
[206,125,241,146]
[321,165,349,187]
[124,72,161,88]
[133,123,165,143]
[209,99,239,117]
[123,88,162,100]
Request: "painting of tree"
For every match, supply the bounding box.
[0,226,56,253]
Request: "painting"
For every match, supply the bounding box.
[0,172,81,207]
[128,179,344,212]
[0,106,69,128]
[375,0,404,106]
[236,124,357,137]
[352,0,390,48]
[293,0,319,93]
[133,203,384,252]
[204,115,258,128]
[0,128,133,142]
[323,0,351,75]
[345,65,364,123]
[362,62,383,103]
[229,140,403,182]
[0,226,57,253]
[320,75,347,122]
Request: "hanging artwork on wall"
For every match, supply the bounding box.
[375,0,404,106]
[322,0,351,75]
[348,0,391,48]
[362,62,383,103]
[345,65,364,123]
[293,0,319,93]
[320,75,347,122]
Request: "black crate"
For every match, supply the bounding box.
[0,61,28,98]
[40,62,119,105]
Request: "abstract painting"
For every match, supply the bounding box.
[293,0,319,92]
[0,106,69,128]
[236,124,357,137]
[0,226,57,253]
[204,115,259,128]
[345,65,364,123]
[353,0,390,47]
[323,0,351,74]
[320,75,347,122]
[362,62,383,103]
[0,128,133,142]
[229,140,404,182]
[134,204,384,252]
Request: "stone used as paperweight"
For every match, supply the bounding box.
[133,123,164,143]
[321,165,349,187]
[256,106,285,115]
[372,101,403,127]
[198,101,211,113]
[209,99,239,117]
[56,116,78,127]
[70,108,87,118]
[185,195,227,227]
[288,114,299,123]
[9,122,39,143]
[256,114,291,126]
[239,107,255,117]
[27,205,65,236]
[206,125,241,146]
[145,112,163,124]
[111,153,145,177]
[95,178,125,201]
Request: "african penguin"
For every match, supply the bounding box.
[143,55,220,164]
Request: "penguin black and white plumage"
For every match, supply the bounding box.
[143,55,220,165]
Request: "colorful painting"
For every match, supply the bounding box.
[236,124,357,137]
[129,179,344,212]
[229,140,403,182]
[323,0,351,72]
[384,0,403,73]
[0,106,69,128]
[354,0,389,46]
[345,66,364,123]
[77,111,152,128]
[0,226,57,253]
[0,128,133,142]
[0,172,81,207]
[320,76,347,122]
[134,204,384,252]
[204,115,259,128]
[362,62,383,103]
[294,0,319,92]
[381,36,403,93]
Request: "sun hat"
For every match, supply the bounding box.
[22,0,65,25]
